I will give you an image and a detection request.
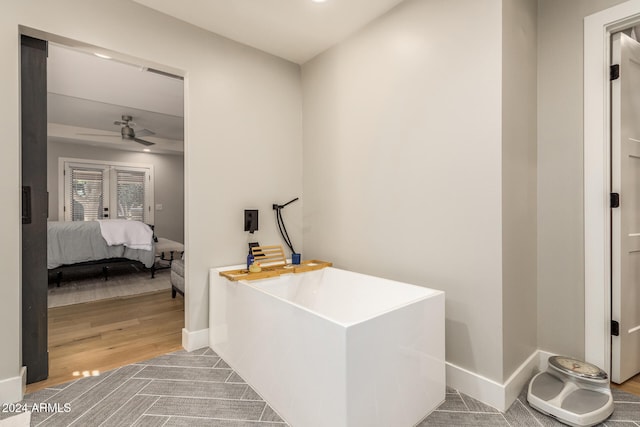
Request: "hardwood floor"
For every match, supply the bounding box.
[612,372,640,397]
[26,290,184,394]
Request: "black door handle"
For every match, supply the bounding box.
[22,186,31,224]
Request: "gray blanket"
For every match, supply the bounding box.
[47,221,155,269]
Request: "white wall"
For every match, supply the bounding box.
[537,0,627,358]
[501,0,538,379]
[302,0,506,382]
[47,141,185,243]
[1,0,301,400]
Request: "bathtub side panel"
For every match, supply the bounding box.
[210,272,348,427]
[210,266,244,349]
[346,292,445,427]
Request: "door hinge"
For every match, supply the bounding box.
[611,64,620,80]
[611,193,620,208]
[611,320,620,336]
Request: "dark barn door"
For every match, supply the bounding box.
[21,34,48,384]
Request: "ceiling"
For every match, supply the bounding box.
[131,0,406,64]
[48,43,185,155]
[49,0,406,154]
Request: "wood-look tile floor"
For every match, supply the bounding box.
[27,288,184,394]
[10,348,288,427]
[4,348,639,427]
[420,384,640,427]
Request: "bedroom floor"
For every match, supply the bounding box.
[6,347,640,426]
[28,284,184,394]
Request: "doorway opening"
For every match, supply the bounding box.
[21,30,187,392]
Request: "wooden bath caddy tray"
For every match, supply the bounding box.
[290,260,333,273]
[219,246,332,281]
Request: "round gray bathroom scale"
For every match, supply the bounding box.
[527,356,614,427]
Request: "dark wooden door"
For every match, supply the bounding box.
[21,34,48,384]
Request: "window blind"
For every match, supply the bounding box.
[116,170,146,222]
[68,167,104,221]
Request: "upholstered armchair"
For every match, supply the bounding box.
[170,257,184,298]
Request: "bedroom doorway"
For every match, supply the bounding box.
[21,30,186,389]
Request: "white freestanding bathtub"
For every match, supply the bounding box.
[209,266,445,427]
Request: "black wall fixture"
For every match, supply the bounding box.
[273,198,298,254]
[244,209,258,233]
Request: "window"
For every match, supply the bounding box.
[69,166,106,221]
[115,169,147,222]
[61,159,154,223]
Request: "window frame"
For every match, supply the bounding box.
[58,157,154,224]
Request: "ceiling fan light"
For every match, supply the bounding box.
[121,126,135,139]
[143,148,151,152]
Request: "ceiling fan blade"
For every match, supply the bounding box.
[133,137,155,146]
[135,128,155,138]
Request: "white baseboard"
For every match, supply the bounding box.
[182,328,209,352]
[0,372,25,404]
[20,367,26,398]
[536,350,554,371]
[446,349,554,412]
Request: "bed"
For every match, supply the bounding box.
[47,220,156,285]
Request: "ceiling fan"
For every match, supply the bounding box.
[78,115,156,146]
[113,115,156,146]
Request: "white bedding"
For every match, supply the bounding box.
[97,219,153,251]
[47,221,155,269]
